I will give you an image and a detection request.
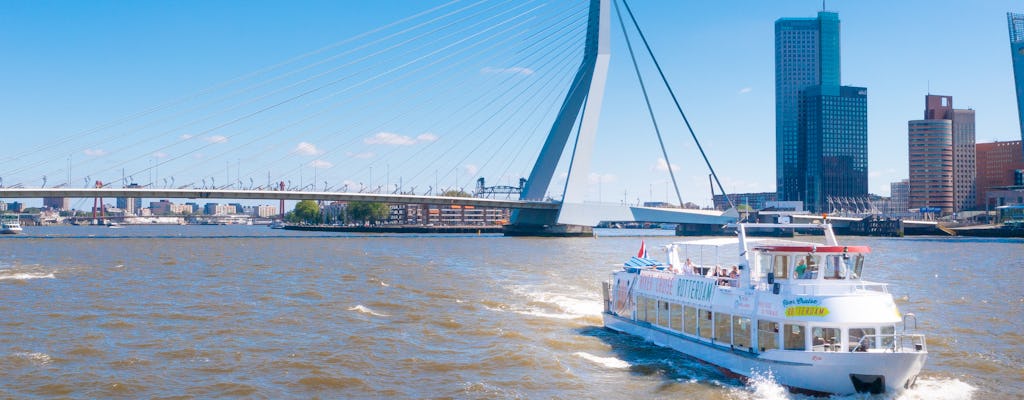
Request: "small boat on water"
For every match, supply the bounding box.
[1,215,23,234]
[268,220,286,229]
[601,222,927,395]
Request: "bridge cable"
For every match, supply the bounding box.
[613,0,685,207]
[619,0,735,209]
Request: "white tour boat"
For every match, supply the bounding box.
[601,222,927,395]
[1,215,23,234]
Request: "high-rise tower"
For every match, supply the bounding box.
[908,95,975,215]
[775,11,867,212]
[775,12,840,203]
[1009,12,1024,158]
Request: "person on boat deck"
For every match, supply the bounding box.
[729,266,740,287]
[717,267,730,285]
[795,258,808,278]
[685,258,697,273]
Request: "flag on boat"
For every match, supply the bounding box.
[637,240,647,258]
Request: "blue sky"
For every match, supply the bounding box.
[1,0,1021,208]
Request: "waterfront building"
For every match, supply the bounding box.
[889,179,909,215]
[203,203,235,215]
[150,199,191,215]
[43,197,69,211]
[1010,12,1024,157]
[976,140,1024,209]
[712,192,777,211]
[907,95,975,215]
[116,183,143,216]
[242,204,278,218]
[775,11,840,203]
[952,108,977,212]
[775,11,867,212]
[799,85,868,212]
[908,118,953,214]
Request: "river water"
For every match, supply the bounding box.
[0,225,1020,399]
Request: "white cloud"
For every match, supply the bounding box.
[204,135,228,144]
[180,134,193,140]
[153,151,168,159]
[481,66,534,75]
[294,141,323,156]
[365,131,439,146]
[462,164,479,176]
[365,132,416,146]
[346,151,376,159]
[309,160,333,169]
[83,148,107,157]
[652,158,680,172]
[738,87,753,95]
[588,172,616,184]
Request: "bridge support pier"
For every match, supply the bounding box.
[502,223,593,237]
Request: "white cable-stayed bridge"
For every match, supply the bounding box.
[0,0,737,235]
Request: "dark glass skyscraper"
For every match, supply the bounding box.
[799,85,868,213]
[1009,12,1024,157]
[775,12,840,203]
[775,11,867,212]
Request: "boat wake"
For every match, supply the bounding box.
[726,372,977,400]
[573,351,631,369]
[504,284,602,321]
[0,271,55,281]
[347,305,390,317]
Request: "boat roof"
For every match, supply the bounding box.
[670,237,819,248]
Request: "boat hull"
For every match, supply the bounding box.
[603,312,926,395]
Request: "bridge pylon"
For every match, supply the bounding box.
[505,0,609,237]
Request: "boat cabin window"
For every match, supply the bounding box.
[851,254,864,279]
[758,253,772,280]
[824,255,851,280]
[771,255,789,280]
[758,320,779,352]
[881,325,896,349]
[714,312,732,343]
[698,309,713,339]
[670,304,682,331]
[795,256,818,279]
[811,327,841,351]
[657,301,671,327]
[645,297,657,324]
[849,327,876,351]
[783,324,805,350]
[683,306,697,335]
[732,316,751,350]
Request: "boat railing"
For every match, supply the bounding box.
[852,333,927,353]
[785,281,888,296]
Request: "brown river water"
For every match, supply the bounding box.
[0,225,1020,399]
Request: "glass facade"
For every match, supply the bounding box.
[775,12,843,204]
[1010,13,1024,158]
[799,86,868,212]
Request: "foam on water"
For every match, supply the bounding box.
[892,378,976,400]
[505,284,602,320]
[12,351,53,366]
[573,351,631,369]
[0,272,55,281]
[347,305,390,317]
[726,372,977,400]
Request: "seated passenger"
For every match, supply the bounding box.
[729,266,739,287]
[795,259,807,277]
